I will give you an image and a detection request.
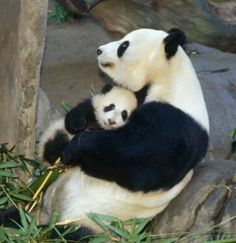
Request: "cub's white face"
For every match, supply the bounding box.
[92,87,137,130]
[97,29,168,91]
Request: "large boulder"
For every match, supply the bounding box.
[0,0,48,160]
[188,43,236,159]
[153,160,236,242]
[36,89,62,140]
[40,18,112,110]
[55,0,236,52]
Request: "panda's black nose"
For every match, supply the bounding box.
[97,48,102,56]
[108,119,116,126]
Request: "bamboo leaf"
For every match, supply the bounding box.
[0,196,8,205]
[0,161,19,169]
[11,193,32,202]
[107,224,130,239]
[19,208,29,229]
[0,171,16,178]
[134,217,152,235]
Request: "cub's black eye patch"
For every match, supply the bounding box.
[121,110,128,121]
[117,41,129,58]
[104,103,115,112]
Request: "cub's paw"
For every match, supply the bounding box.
[65,111,87,135]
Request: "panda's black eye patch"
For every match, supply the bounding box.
[121,110,128,121]
[117,41,130,58]
[104,103,115,112]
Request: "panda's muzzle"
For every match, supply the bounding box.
[100,62,114,68]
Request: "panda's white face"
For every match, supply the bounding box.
[97,29,168,92]
[92,87,137,130]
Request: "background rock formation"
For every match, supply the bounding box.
[56,0,236,53]
[0,0,48,160]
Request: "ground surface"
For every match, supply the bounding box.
[40,17,113,111]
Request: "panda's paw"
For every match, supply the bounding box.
[61,134,82,166]
[65,111,88,135]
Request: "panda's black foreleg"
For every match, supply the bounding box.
[65,98,96,134]
[43,130,70,165]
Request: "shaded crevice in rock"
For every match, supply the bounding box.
[189,187,231,242]
[196,68,229,74]
[210,183,234,240]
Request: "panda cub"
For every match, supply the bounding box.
[38,84,137,165]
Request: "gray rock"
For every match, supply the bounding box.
[152,160,236,242]
[187,43,236,160]
[88,0,236,52]
[0,0,48,162]
[40,18,112,110]
[36,89,62,140]
[220,190,236,234]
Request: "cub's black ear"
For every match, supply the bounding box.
[101,84,114,94]
[164,28,186,59]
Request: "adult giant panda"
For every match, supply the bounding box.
[1,28,209,240]
[39,28,209,238]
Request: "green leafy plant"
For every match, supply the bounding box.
[62,101,73,112]
[85,213,152,243]
[0,208,79,242]
[0,144,41,209]
[230,128,236,141]
[48,2,74,23]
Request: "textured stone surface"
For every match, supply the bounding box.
[40,18,112,111]
[188,43,236,160]
[36,89,62,140]
[152,160,236,242]
[58,0,236,52]
[0,0,48,158]
[0,1,20,147]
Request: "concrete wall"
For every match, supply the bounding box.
[0,0,48,157]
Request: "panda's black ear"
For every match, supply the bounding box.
[101,84,114,94]
[164,28,186,59]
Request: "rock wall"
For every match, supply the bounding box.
[0,0,48,158]
[57,0,236,52]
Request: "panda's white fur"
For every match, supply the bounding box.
[40,165,193,232]
[39,29,209,234]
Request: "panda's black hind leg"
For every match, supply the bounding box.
[43,131,70,165]
[0,207,93,242]
[0,206,21,228]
